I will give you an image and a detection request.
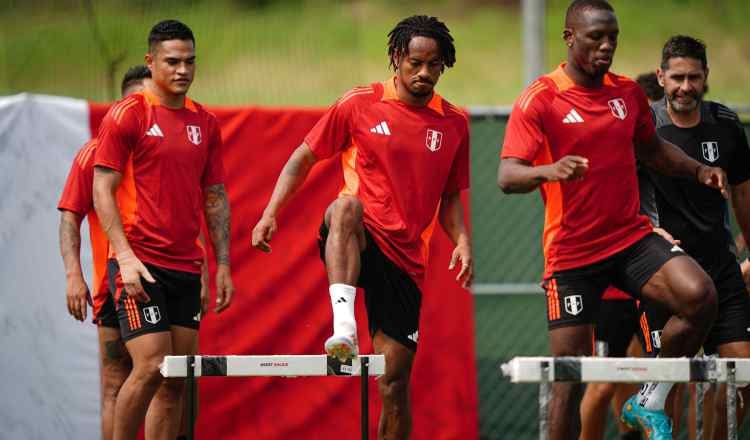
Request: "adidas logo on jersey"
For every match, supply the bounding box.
[407,330,419,343]
[562,109,584,124]
[370,121,391,136]
[146,123,164,137]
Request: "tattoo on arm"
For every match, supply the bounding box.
[204,183,231,265]
[59,212,83,276]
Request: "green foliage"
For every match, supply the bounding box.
[1,0,748,105]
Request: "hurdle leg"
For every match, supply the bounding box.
[539,360,550,440]
[361,356,370,440]
[696,382,705,440]
[187,355,196,440]
[727,361,737,440]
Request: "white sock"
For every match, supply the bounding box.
[637,382,674,410]
[329,284,356,337]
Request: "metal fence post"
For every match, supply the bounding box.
[539,360,550,440]
[727,360,737,440]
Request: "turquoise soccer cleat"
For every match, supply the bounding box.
[621,395,673,440]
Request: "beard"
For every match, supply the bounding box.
[667,89,703,113]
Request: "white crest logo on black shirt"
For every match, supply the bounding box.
[564,295,583,316]
[425,129,443,152]
[607,98,628,120]
[701,141,719,163]
[187,125,202,146]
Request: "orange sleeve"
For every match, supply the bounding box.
[94,97,141,172]
[501,83,549,162]
[304,89,367,160]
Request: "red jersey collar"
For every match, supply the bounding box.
[382,77,444,116]
[141,89,198,113]
[548,63,615,91]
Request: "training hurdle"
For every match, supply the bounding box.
[501,357,750,440]
[161,354,385,440]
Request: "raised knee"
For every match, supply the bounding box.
[681,277,717,322]
[331,197,363,222]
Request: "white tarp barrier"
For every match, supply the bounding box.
[0,93,99,439]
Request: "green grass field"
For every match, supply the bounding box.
[1,0,749,106]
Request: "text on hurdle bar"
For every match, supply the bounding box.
[161,355,386,378]
[501,356,750,383]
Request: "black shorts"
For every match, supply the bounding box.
[92,291,119,328]
[594,299,640,357]
[108,259,201,342]
[639,253,750,356]
[543,233,683,329]
[318,222,421,352]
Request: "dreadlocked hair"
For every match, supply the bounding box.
[387,15,455,72]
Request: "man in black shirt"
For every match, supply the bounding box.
[633,35,750,439]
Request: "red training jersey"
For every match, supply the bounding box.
[502,64,654,277]
[95,90,225,273]
[57,139,111,312]
[305,78,470,282]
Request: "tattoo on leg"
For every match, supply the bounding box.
[103,340,128,366]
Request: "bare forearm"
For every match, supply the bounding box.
[59,212,84,278]
[498,161,552,194]
[263,144,317,217]
[439,192,470,246]
[639,137,702,179]
[92,168,132,256]
[204,184,231,265]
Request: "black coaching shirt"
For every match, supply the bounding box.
[640,99,750,260]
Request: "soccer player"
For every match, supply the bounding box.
[498,2,727,439]
[93,20,234,440]
[579,72,667,440]
[638,35,750,440]
[58,65,154,440]
[251,15,471,439]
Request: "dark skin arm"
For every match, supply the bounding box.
[203,183,234,313]
[731,180,750,287]
[438,191,473,288]
[59,210,89,321]
[497,155,589,194]
[636,133,728,197]
[252,143,319,252]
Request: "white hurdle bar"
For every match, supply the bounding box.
[162,355,385,440]
[501,357,750,440]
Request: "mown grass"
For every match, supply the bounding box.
[1,0,748,106]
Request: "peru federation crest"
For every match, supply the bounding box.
[425,129,443,152]
[701,141,719,163]
[187,125,202,145]
[607,98,628,120]
[564,295,583,316]
[143,306,162,324]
